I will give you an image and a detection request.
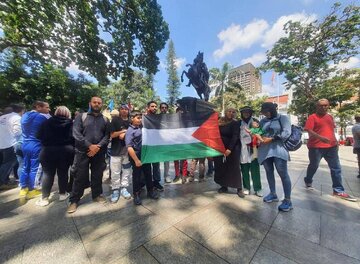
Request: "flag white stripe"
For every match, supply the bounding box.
[142,127,200,146]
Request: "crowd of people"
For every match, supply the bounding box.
[0,97,358,215]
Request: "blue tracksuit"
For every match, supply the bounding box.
[20,111,47,189]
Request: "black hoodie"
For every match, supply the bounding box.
[37,116,74,146]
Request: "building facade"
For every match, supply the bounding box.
[228,63,262,95]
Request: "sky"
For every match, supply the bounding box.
[64,0,360,101]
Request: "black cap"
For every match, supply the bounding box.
[239,106,253,113]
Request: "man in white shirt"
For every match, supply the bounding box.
[0,104,25,189]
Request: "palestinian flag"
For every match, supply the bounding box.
[141,112,226,164]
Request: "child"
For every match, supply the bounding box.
[125,111,159,205]
[245,119,264,143]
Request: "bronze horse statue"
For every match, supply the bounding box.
[181,52,211,101]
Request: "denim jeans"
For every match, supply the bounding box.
[262,157,291,199]
[0,147,17,185]
[304,147,344,193]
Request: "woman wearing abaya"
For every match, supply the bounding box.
[214,108,245,198]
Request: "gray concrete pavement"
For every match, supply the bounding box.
[1,145,359,264]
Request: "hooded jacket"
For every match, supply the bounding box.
[37,116,74,146]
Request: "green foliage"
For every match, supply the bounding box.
[261,3,360,117]
[103,71,159,112]
[165,40,181,107]
[0,50,101,112]
[0,0,169,84]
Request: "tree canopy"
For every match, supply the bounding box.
[261,3,360,117]
[165,40,181,108]
[0,0,170,84]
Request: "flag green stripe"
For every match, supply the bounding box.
[141,142,222,164]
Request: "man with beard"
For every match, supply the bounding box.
[67,96,111,213]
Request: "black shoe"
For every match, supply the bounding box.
[173,176,180,183]
[134,193,142,205]
[218,186,228,193]
[181,176,187,184]
[147,190,159,200]
[154,182,164,192]
[237,188,245,198]
[357,174,360,179]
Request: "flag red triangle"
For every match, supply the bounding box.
[192,112,226,153]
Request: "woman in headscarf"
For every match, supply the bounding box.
[36,106,74,206]
[214,107,244,198]
[239,106,263,197]
[258,102,293,212]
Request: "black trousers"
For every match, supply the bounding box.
[40,145,74,198]
[130,156,153,194]
[69,149,106,203]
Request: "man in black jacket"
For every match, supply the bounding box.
[67,96,110,213]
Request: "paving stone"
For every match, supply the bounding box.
[250,246,296,264]
[205,212,269,264]
[83,214,172,263]
[263,227,360,264]
[144,227,227,264]
[113,246,159,264]
[273,206,321,243]
[320,215,360,260]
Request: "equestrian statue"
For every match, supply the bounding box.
[181,52,211,101]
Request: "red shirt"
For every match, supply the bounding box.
[304,113,337,148]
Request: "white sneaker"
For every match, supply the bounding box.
[36,197,50,207]
[59,192,70,201]
[121,188,132,200]
[243,189,250,195]
[255,190,263,197]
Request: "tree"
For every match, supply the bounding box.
[165,40,181,108]
[0,0,170,84]
[0,49,101,112]
[261,3,360,117]
[103,71,159,112]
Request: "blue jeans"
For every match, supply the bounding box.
[304,147,344,193]
[262,157,292,199]
[0,147,17,185]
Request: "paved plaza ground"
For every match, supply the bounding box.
[1,145,359,264]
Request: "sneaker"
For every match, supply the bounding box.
[59,192,70,201]
[154,182,164,192]
[67,203,78,214]
[19,187,29,197]
[263,193,279,203]
[26,189,42,200]
[243,189,250,195]
[255,190,263,197]
[36,197,50,207]
[147,190,159,200]
[357,174,360,179]
[237,189,245,198]
[173,176,181,183]
[165,176,172,183]
[111,189,120,203]
[93,195,107,204]
[305,182,314,190]
[120,188,131,200]
[134,193,142,205]
[188,176,194,182]
[218,186,228,193]
[333,192,357,202]
[278,199,293,212]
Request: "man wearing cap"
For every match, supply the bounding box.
[109,104,131,202]
[239,106,263,197]
[304,99,357,201]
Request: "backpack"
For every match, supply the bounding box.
[278,116,303,151]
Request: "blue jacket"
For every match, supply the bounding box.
[258,114,291,164]
[21,111,48,144]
